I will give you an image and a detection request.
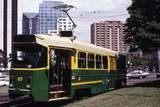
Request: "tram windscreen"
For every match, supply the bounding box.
[12,44,47,68]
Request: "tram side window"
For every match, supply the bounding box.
[110,57,116,70]
[88,53,95,68]
[96,55,102,69]
[78,52,86,68]
[103,56,108,69]
[118,55,126,70]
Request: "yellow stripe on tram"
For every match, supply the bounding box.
[11,67,48,71]
[71,80,103,86]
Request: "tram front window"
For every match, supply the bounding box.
[12,44,47,68]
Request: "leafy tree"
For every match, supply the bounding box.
[125,0,160,51]
[0,49,8,68]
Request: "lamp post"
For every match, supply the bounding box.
[3,0,8,68]
[127,61,132,73]
[158,48,160,72]
[3,0,18,68]
[12,0,18,50]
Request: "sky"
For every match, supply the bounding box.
[0,0,131,50]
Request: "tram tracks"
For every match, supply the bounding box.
[0,95,10,104]
[0,95,32,107]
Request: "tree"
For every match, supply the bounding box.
[125,0,160,52]
[0,49,8,68]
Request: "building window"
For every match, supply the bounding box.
[78,52,86,68]
[88,53,94,68]
[96,55,102,69]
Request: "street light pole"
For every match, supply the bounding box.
[12,0,18,51]
[3,0,18,68]
[3,0,8,68]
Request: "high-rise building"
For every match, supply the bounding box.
[22,13,39,34]
[91,21,129,52]
[57,17,73,31]
[48,17,73,35]
[39,1,66,34]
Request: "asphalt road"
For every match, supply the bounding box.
[127,73,160,86]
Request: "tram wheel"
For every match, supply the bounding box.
[9,93,19,99]
[121,81,126,88]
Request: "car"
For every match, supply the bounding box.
[156,72,160,78]
[127,70,149,79]
[0,76,9,86]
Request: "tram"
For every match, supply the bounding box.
[8,31,126,102]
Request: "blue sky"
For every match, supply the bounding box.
[0,0,131,50]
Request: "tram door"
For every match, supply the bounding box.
[49,48,71,100]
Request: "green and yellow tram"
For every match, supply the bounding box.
[9,32,126,102]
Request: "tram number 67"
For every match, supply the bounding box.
[17,77,23,82]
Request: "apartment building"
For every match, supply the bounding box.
[91,21,128,52]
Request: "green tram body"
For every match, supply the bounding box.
[9,34,126,102]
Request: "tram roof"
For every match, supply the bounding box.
[35,34,118,56]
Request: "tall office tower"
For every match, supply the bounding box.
[57,17,73,31]
[91,21,128,52]
[39,1,66,34]
[48,17,73,35]
[22,13,39,34]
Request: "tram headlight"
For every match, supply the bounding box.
[26,84,31,88]
[9,76,14,87]
[26,77,31,89]
[72,75,76,80]
[9,83,13,87]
